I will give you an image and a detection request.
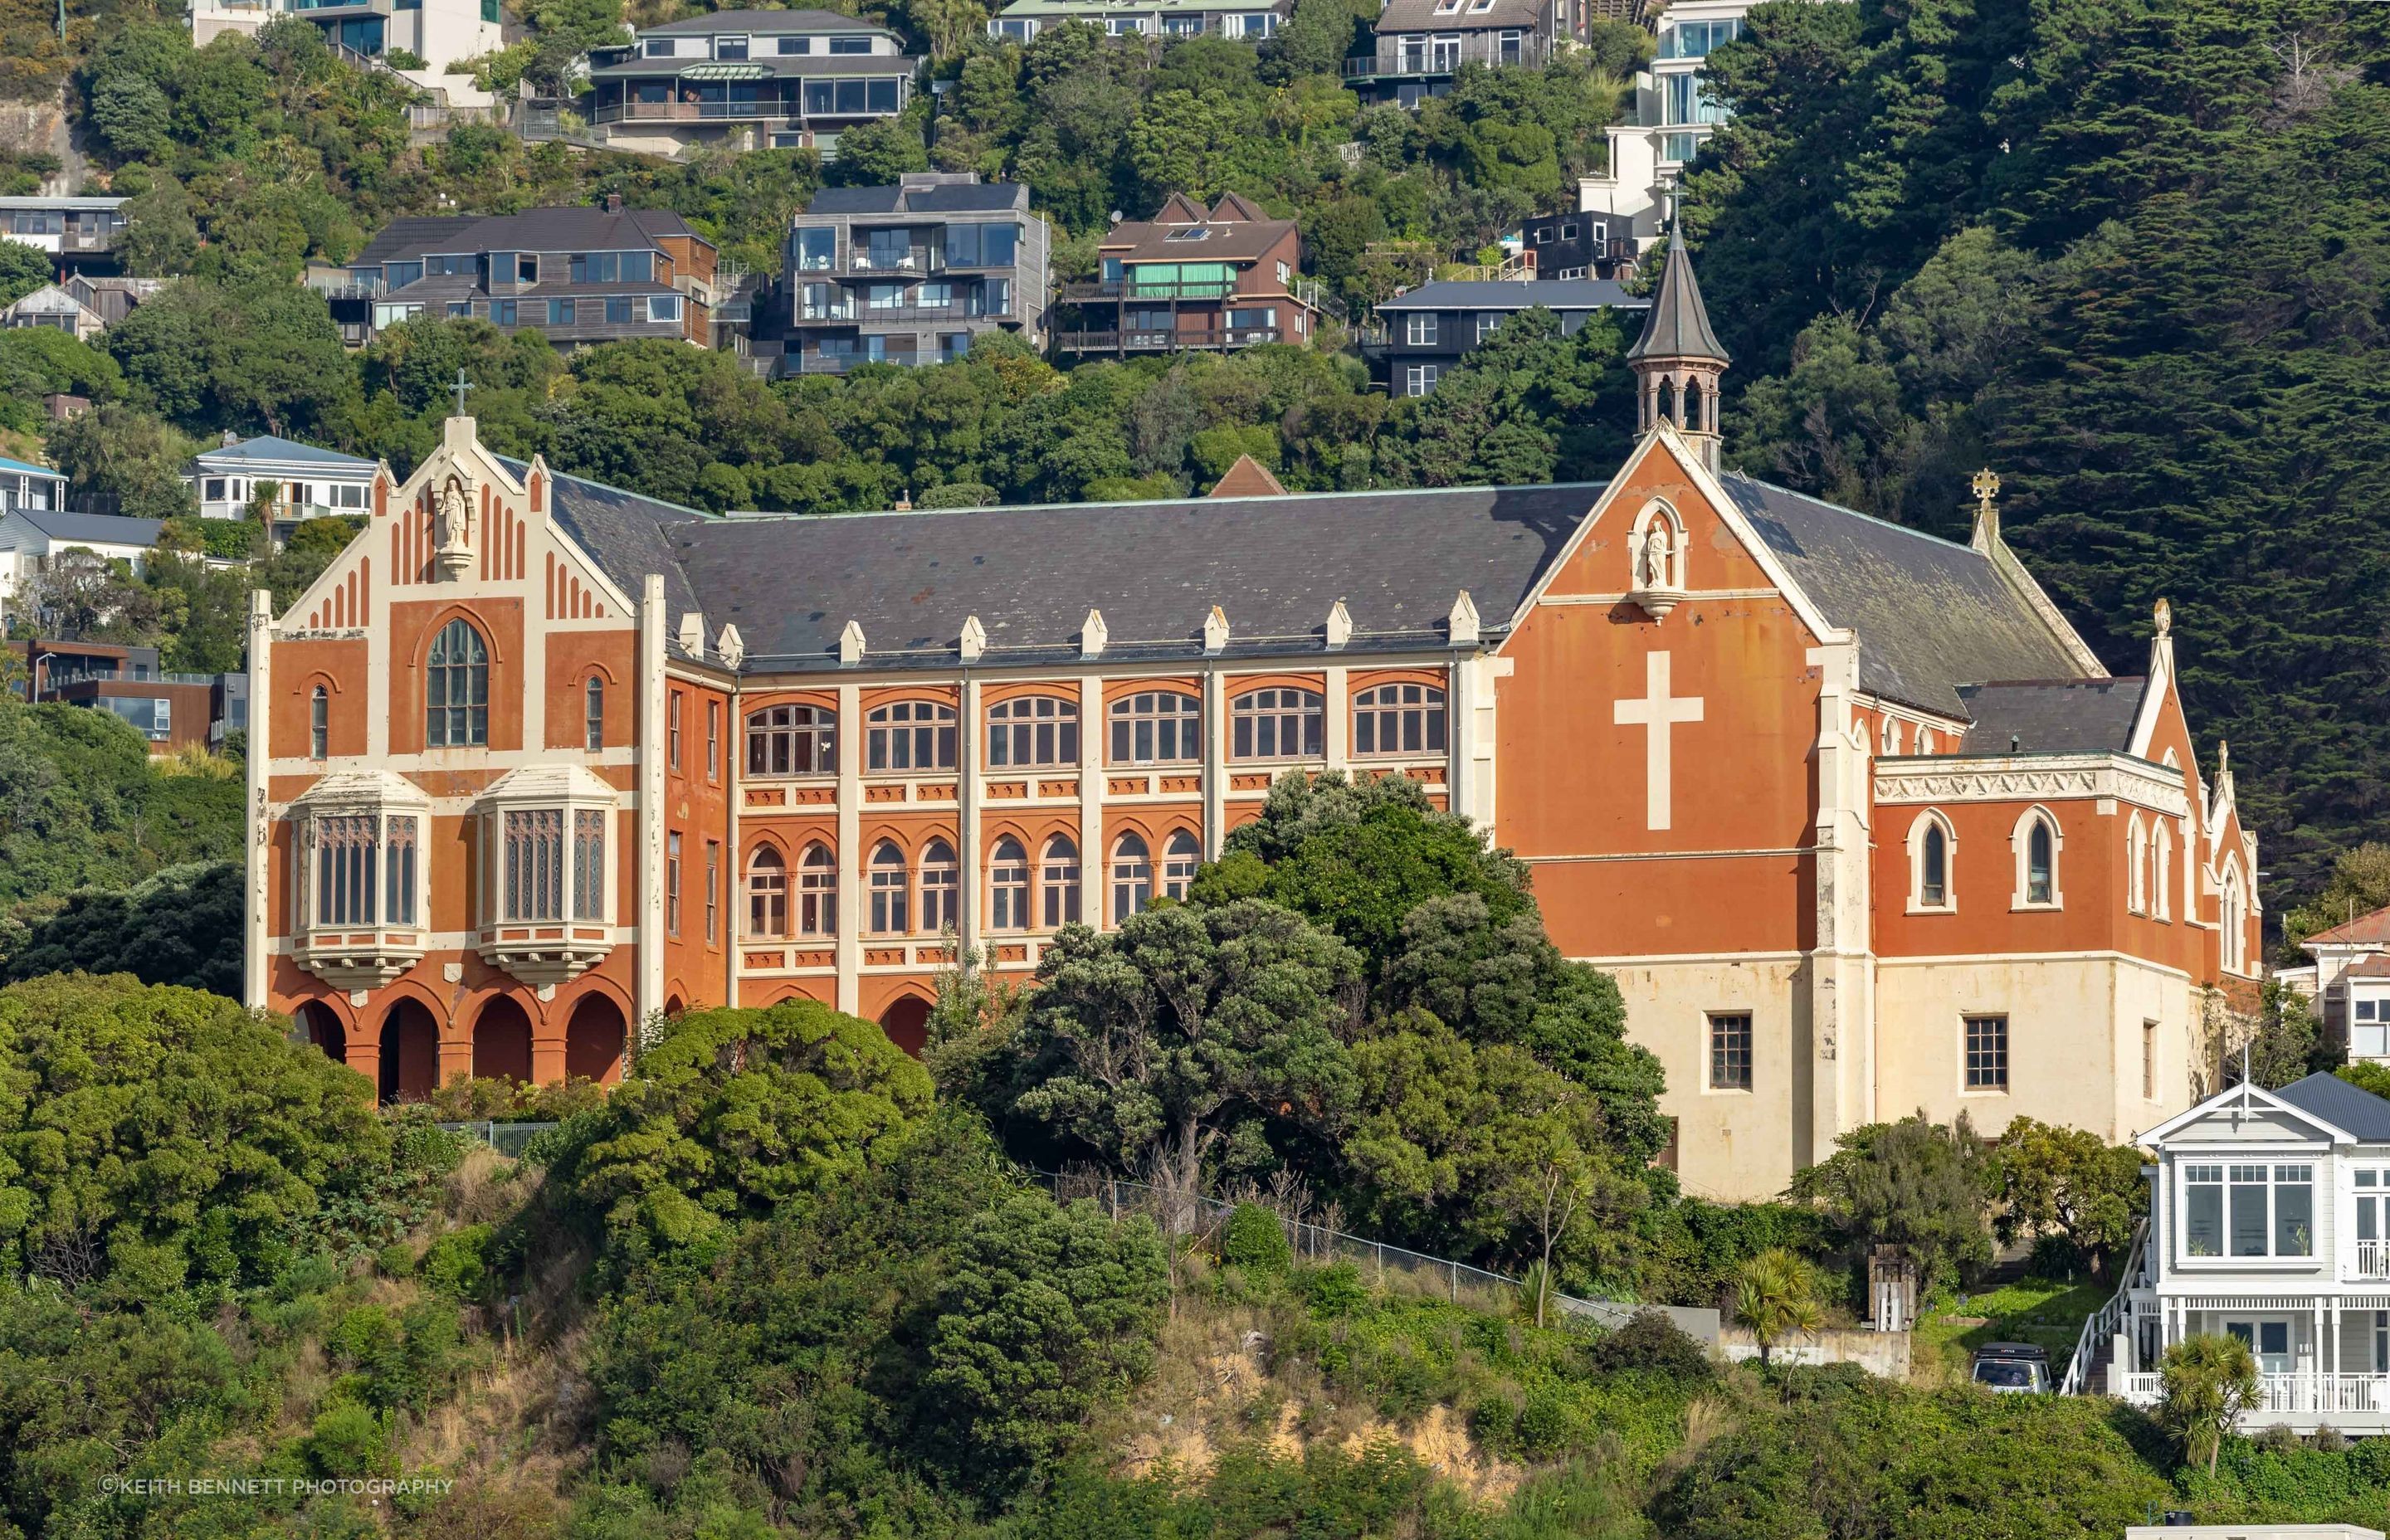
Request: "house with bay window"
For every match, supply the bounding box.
[783,174,1051,373]
[2081,1072,2390,1435]
[1346,0,1563,108]
[1056,193,1319,357]
[586,10,919,158]
[2292,906,2390,1065]
[318,201,719,351]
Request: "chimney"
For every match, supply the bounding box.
[603,192,623,214]
[222,428,238,447]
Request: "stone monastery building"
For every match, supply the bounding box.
[243,235,2264,1201]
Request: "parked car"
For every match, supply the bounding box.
[1970,1343,2051,1394]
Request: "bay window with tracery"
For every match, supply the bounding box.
[471,763,620,987]
[289,769,432,991]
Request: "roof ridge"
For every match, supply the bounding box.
[1725,470,1988,559]
[703,480,1613,526]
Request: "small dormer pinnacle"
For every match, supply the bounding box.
[1080,607,1108,659]
[715,623,745,669]
[676,611,705,658]
[1448,590,1480,647]
[1325,598,1353,651]
[1202,605,1229,655]
[959,614,988,663]
[838,620,866,665]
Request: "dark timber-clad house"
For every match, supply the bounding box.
[1347,0,1570,107]
[586,10,920,158]
[1370,279,1647,396]
[316,200,723,352]
[783,174,1052,374]
[1056,193,1320,358]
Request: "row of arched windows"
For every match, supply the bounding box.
[742,831,1202,938]
[739,685,1448,776]
[1908,808,2063,913]
[2124,813,2177,922]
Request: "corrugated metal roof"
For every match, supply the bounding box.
[196,436,378,470]
[1376,279,1646,312]
[16,510,163,544]
[2303,904,2390,949]
[2275,1072,2390,1142]
[640,7,896,32]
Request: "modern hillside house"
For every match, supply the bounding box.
[1056,193,1319,358]
[1370,279,1647,395]
[1347,0,1564,108]
[784,174,1051,374]
[189,0,502,72]
[0,197,128,275]
[0,510,161,628]
[586,10,919,158]
[985,0,1290,41]
[2076,1072,2390,1435]
[318,202,721,350]
[188,435,383,536]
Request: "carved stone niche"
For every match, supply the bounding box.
[1627,500,1687,621]
[290,768,432,992]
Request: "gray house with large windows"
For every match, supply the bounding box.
[782,174,1051,375]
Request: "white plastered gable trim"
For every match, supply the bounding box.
[396,433,637,622]
[2139,1077,2353,1148]
[1503,423,1846,649]
[271,455,400,630]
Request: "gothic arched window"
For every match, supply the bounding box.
[426,618,489,748]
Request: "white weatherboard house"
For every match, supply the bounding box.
[187,435,379,530]
[2077,1071,2390,1433]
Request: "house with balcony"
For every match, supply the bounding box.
[2286,905,2390,1065]
[1369,278,1646,395]
[187,434,381,537]
[1346,0,1560,108]
[2075,1072,2390,1434]
[585,10,919,158]
[0,510,162,629]
[1578,0,1822,254]
[0,456,66,515]
[0,197,129,276]
[316,200,719,350]
[783,173,1051,375]
[1056,192,1319,358]
[190,0,502,78]
[985,0,1290,43]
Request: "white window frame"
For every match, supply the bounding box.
[1906,809,1956,914]
[1405,311,1436,346]
[2010,806,2063,910]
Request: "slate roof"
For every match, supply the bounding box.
[1953,678,2146,755]
[1376,0,1544,30]
[2275,1072,2390,1143]
[664,484,1601,669]
[197,436,378,470]
[804,180,1026,217]
[1627,226,1728,364]
[2302,904,2390,949]
[496,458,710,629]
[1717,473,2094,717]
[1376,279,1646,312]
[15,509,163,545]
[639,8,895,31]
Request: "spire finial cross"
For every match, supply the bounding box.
[450,368,475,417]
[1971,466,2000,515]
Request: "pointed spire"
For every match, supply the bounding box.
[838,620,866,665]
[1626,224,1728,367]
[959,614,988,663]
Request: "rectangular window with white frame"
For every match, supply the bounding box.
[1406,312,1436,346]
[2181,1161,2313,1258]
[1708,1012,1752,1091]
[1963,1014,2007,1091]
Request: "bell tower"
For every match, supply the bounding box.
[1627,225,1731,471]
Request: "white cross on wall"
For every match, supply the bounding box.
[1612,651,1705,831]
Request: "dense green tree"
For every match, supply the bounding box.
[43,400,198,520]
[1788,1111,1993,1285]
[0,863,239,996]
[0,241,48,309]
[1989,1116,2147,1275]
[0,973,388,1299]
[0,702,242,911]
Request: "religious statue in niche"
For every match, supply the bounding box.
[433,474,476,578]
[1630,510,1683,620]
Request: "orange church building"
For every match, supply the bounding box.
[242,236,2263,1199]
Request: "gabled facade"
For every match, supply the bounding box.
[2297,908,2390,1064]
[246,237,2262,1202]
[2090,1073,2390,1434]
[586,8,919,158]
[0,506,158,626]
[1056,193,1319,357]
[2,284,104,341]
[320,200,719,350]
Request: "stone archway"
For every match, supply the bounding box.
[879,995,931,1058]
[472,996,534,1084]
[564,994,627,1084]
[296,1001,347,1065]
[378,1000,440,1104]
